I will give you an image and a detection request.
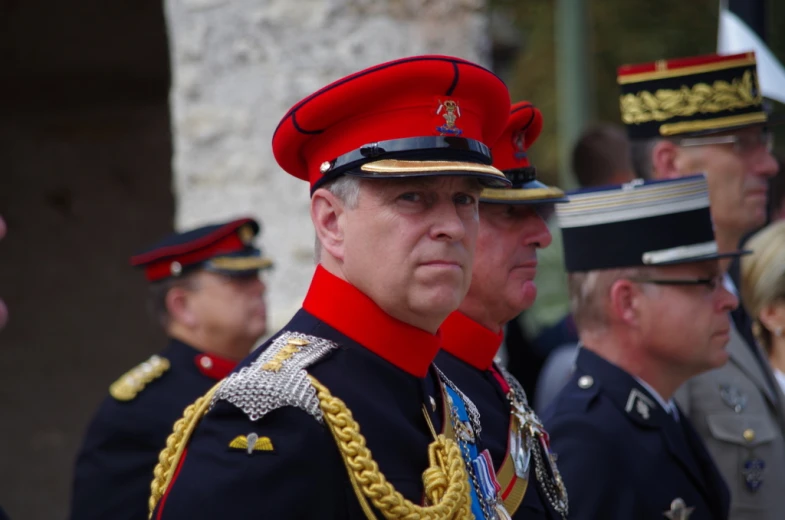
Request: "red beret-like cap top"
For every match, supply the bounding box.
[480,101,567,205]
[491,101,543,172]
[272,55,512,192]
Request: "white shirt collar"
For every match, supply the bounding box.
[634,376,679,420]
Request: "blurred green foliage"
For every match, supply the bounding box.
[491,0,785,187]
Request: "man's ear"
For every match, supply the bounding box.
[165,284,197,327]
[608,279,642,327]
[311,188,347,262]
[651,140,681,180]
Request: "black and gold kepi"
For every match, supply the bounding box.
[481,101,568,204]
[618,51,775,139]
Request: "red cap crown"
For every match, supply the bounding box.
[272,55,512,190]
[130,218,270,282]
[491,102,543,172]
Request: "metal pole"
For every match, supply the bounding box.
[555,0,592,190]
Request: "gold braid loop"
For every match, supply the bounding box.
[310,376,474,520]
[148,383,221,518]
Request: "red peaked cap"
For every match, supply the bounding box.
[130,218,272,282]
[272,55,512,192]
[480,101,568,204]
[491,102,543,171]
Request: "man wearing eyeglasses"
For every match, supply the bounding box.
[540,175,739,520]
[619,52,785,520]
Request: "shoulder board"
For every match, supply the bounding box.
[211,331,338,423]
[109,355,171,401]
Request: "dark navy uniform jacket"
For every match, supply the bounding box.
[540,347,731,520]
[438,311,566,519]
[153,267,452,519]
[70,339,236,520]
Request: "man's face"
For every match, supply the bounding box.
[460,203,552,329]
[187,270,267,347]
[340,176,482,330]
[638,260,738,374]
[677,127,778,234]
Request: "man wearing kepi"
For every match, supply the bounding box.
[619,52,785,520]
[438,101,569,519]
[149,55,515,519]
[540,175,739,519]
[71,218,271,520]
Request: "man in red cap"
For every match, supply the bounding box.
[149,55,515,519]
[438,102,570,519]
[619,52,785,519]
[70,217,272,520]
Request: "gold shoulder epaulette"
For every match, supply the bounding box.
[109,355,171,401]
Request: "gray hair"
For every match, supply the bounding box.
[568,267,654,333]
[313,174,363,263]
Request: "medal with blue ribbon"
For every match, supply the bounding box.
[442,381,511,520]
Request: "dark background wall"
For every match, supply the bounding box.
[0,2,173,518]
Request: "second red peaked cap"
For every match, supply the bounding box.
[272,55,512,193]
[482,101,567,204]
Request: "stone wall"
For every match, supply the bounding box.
[166,0,492,332]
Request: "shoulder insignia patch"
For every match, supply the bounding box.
[228,433,274,454]
[212,331,338,423]
[109,355,171,401]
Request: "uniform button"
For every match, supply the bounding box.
[578,375,594,389]
[429,396,437,412]
[200,356,213,369]
[743,429,756,442]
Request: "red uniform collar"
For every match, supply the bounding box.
[194,352,237,380]
[303,265,441,378]
[441,311,503,371]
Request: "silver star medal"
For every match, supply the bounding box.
[663,498,694,519]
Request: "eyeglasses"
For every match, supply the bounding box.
[678,131,774,156]
[629,275,724,292]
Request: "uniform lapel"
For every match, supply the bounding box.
[726,322,780,408]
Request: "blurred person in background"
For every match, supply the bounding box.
[621,51,785,520]
[69,217,272,520]
[741,220,785,394]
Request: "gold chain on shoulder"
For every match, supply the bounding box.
[310,376,474,520]
[148,382,221,518]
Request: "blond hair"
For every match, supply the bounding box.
[741,220,785,353]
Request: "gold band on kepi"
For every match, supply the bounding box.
[617,51,774,139]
